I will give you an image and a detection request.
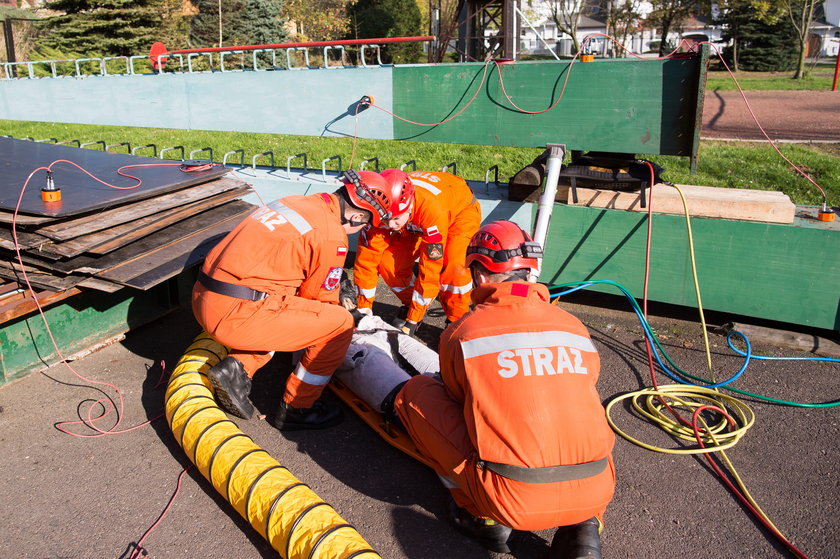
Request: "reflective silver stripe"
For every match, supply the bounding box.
[461,331,596,359]
[391,285,412,293]
[267,200,312,234]
[412,291,435,306]
[437,474,458,489]
[440,281,472,294]
[294,363,331,386]
[358,286,376,298]
[410,178,442,196]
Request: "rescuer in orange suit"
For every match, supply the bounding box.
[352,169,481,335]
[391,220,616,555]
[192,170,412,431]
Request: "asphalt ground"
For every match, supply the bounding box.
[700,90,840,142]
[0,276,838,559]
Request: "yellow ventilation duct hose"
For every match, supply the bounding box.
[165,333,380,559]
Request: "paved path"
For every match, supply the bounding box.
[1,286,837,559]
[701,90,840,142]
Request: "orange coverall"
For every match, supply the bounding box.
[192,193,354,409]
[395,281,615,530]
[353,171,481,323]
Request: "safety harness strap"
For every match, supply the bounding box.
[198,270,268,302]
[478,456,608,484]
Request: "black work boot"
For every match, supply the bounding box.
[547,518,602,559]
[270,399,343,431]
[207,356,254,419]
[447,497,514,554]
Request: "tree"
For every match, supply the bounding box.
[719,1,796,72]
[716,0,794,72]
[601,0,646,56]
[190,0,287,48]
[347,0,422,64]
[783,0,819,79]
[428,0,459,63]
[645,0,697,56]
[36,0,187,57]
[543,0,600,54]
[282,0,352,41]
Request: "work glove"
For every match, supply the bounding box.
[390,315,418,337]
[400,320,419,337]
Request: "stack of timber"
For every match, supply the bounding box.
[0,138,255,307]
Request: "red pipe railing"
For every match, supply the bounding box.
[149,36,435,69]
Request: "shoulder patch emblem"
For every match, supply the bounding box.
[324,267,343,290]
[426,243,444,260]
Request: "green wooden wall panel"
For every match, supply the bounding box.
[538,205,840,331]
[0,285,176,386]
[392,54,704,156]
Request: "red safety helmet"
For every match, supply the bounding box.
[341,169,395,228]
[379,168,415,218]
[465,220,544,273]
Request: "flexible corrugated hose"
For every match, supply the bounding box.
[165,334,380,559]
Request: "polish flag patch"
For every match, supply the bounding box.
[424,225,443,243]
[337,246,348,256]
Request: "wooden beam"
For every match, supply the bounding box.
[568,183,796,224]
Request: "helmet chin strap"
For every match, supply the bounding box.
[338,192,370,227]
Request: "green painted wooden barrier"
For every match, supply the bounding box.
[538,204,840,331]
[393,48,707,164]
[0,281,181,386]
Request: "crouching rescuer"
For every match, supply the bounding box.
[337,220,616,556]
[192,170,405,430]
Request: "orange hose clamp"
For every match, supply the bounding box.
[818,209,835,222]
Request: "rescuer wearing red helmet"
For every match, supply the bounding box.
[390,220,615,555]
[352,169,481,335]
[192,170,404,430]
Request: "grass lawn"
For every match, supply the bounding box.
[705,69,837,91]
[1,120,837,206]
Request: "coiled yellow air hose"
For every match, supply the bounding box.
[165,333,380,559]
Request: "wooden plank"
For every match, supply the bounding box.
[72,201,253,274]
[0,211,55,226]
[0,261,86,291]
[85,186,251,254]
[77,277,124,293]
[568,183,796,224]
[118,234,222,290]
[0,227,54,252]
[95,212,247,287]
[0,284,80,324]
[33,185,251,258]
[29,176,249,241]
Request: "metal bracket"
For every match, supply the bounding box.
[160,145,185,160]
[321,155,342,182]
